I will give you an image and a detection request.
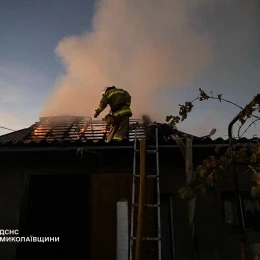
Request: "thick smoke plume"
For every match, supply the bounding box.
[41,0,213,119]
[41,0,258,121]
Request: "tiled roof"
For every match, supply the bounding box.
[0,128,32,143]
[0,116,146,146]
[0,115,257,150]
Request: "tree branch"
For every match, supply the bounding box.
[210,97,244,109]
[239,118,260,138]
[191,96,200,103]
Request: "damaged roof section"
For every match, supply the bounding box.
[0,115,253,148]
[0,116,146,145]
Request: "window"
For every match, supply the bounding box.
[222,191,260,230]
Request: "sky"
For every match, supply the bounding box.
[0,0,260,139]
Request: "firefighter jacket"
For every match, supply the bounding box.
[96,88,132,117]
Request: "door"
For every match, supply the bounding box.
[90,172,156,260]
[16,173,90,260]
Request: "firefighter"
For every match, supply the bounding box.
[94,86,132,142]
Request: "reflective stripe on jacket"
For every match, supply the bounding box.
[96,88,132,117]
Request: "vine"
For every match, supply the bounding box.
[179,141,260,199]
[166,90,260,199]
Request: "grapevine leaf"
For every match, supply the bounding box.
[250,153,257,163]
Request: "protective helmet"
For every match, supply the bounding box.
[102,86,116,95]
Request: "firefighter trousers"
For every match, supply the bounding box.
[107,115,130,142]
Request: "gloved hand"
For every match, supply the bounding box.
[94,111,99,118]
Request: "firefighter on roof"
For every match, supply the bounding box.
[94,86,132,142]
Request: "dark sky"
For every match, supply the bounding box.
[0,0,260,138]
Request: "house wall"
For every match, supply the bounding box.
[219,164,260,260]
[91,150,226,260]
[160,162,260,260]
[0,148,259,260]
[160,167,223,260]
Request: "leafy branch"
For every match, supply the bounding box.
[249,165,260,198]
[166,90,260,138]
[168,91,260,199]
[179,141,260,199]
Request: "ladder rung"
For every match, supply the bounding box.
[132,237,160,241]
[135,150,157,154]
[133,203,160,208]
[146,150,158,154]
[134,174,159,179]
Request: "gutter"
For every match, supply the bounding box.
[0,144,229,152]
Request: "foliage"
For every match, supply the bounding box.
[249,164,260,198]
[165,89,260,199]
[178,141,260,199]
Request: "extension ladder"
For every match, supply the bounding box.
[129,128,161,260]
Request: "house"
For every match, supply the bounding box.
[0,115,259,260]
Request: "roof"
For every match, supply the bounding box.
[0,116,146,144]
[0,115,257,151]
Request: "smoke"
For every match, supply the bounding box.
[40,0,258,122]
[40,0,213,119]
